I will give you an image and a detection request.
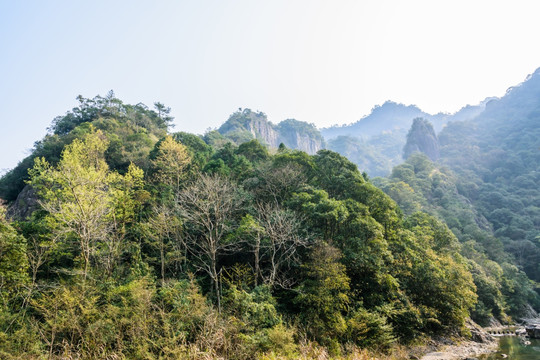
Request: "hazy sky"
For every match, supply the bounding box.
[2,0,540,172]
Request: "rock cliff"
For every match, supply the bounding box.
[218,109,324,154]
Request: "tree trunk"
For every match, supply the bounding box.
[211,251,221,313]
[254,234,260,286]
[160,242,165,285]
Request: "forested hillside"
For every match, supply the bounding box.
[375,154,539,326]
[375,68,540,326]
[438,68,540,286]
[0,95,479,359]
[2,66,540,357]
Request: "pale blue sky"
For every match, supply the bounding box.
[2,0,540,172]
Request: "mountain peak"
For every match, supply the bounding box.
[403,118,439,161]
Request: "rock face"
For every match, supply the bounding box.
[403,118,440,161]
[276,119,325,154]
[245,112,280,147]
[218,109,324,154]
[468,320,494,344]
[7,185,40,220]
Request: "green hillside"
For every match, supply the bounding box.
[0,94,480,359]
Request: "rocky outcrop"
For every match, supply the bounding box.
[218,109,324,154]
[291,132,322,154]
[420,320,496,360]
[245,113,280,147]
[276,119,324,154]
[7,185,40,220]
[468,320,494,344]
[403,118,440,161]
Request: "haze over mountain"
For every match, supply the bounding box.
[318,98,489,177]
[321,99,490,140]
[370,67,540,327]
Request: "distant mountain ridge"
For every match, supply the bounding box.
[321,98,491,176]
[322,100,490,141]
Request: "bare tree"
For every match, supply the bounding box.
[177,174,241,312]
[256,203,308,288]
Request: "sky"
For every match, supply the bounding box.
[2,0,540,172]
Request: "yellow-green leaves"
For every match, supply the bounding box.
[28,129,144,278]
[152,135,190,192]
[0,204,29,300]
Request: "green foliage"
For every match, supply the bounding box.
[237,139,270,163]
[4,93,534,358]
[28,129,145,278]
[224,285,280,330]
[376,153,531,323]
[172,131,213,170]
[0,206,28,302]
[203,143,254,181]
[436,79,540,288]
[294,243,350,343]
[346,307,395,350]
[0,93,167,202]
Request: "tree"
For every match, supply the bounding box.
[151,135,190,199]
[28,130,143,279]
[143,204,184,284]
[294,243,350,345]
[256,203,308,288]
[177,174,242,312]
[153,102,174,129]
[18,215,58,292]
[231,214,265,285]
[0,203,28,302]
[236,140,270,163]
[247,162,306,205]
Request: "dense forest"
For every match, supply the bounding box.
[1,94,480,359]
[2,67,540,358]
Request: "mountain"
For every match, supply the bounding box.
[437,68,540,283]
[327,131,405,177]
[0,94,483,358]
[322,100,490,141]
[322,101,438,140]
[322,100,488,177]
[216,109,325,154]
[372,68,540,324]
